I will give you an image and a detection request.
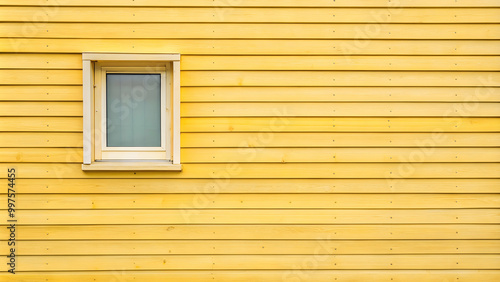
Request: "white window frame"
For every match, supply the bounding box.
[97,65,169,160]
[82,53,181,171]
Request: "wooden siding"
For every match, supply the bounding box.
[1,1,499,281]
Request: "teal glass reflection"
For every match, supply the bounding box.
[106,74,161,147]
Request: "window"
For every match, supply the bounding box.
[82,53,181,171]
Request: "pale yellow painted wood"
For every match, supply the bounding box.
[0,148,82,162]
[82,163,182,171]
[2,224,497,240]
[92,60,102,162]
[3,240,499,255]
[2,271,500,282]
[4,209,499,225]
[182,133,500,147]
[181,71,500,87]
[81,59,92,165]
[181,87,500,102]
[2,0,499,7]
[180,148,500,163]
[5,194,499,209]
[3,7,500,23]
[87,55,180,165]
[0,86,82,101]
[181,117,500,132]
[0,70,81,85]
[9,254,500,271]
[0,163,499,178]
[181,56,500,71]
[0,102,82,116]
[5,23,500,39]
[12,179,500,194]
[172,60,181,165]
[0,133,82,147]
[0,53,81,69]
[0,117,82,131]
[181,103,500,117]
[3,39,499,55]
[82,52,179,61]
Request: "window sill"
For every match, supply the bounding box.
[82,162,182,171]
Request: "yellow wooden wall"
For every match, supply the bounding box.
[1,0,500,281]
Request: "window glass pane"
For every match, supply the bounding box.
[106,74,161,147]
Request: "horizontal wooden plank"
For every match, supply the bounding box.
[2,163,500,178]
[3,102,499,117]
[4,209,499,225]
[0,148,82,162]
[9,132,500,148]
[181,117,500,132]
[181,148,500,163]
[4,194,499,209]
[2,85,499,102]
[181,103,500,117]
[2,270,500,282]
[4,117,498,133]
[0,133,82,147]
[0,117,82,131]
[182,133,500,147]
[12,179,500,194]
[5,70,500,87]
[1,86,498,104]
[4,39,500,55]
[9,132,497,148]
[5,54,500,71]
[181,87,500,102]
[181,71,500,87]
[2,224,497,240]
[0,70,81,85]
[0,85,82,101]
[5,254,500,271]
[2,0,499,7]
[4,148,499,163]
[2,7,500,23]
[0,102,82,116]
[3,240,498,255]
[181,56,500,71]
[5,23,500,39]
[0,54,81,69]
